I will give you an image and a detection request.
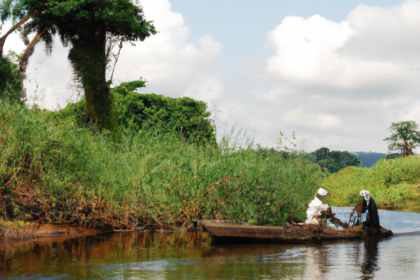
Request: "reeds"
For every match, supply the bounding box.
[0,100,326,228]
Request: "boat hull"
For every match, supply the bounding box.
[201,221,390,244]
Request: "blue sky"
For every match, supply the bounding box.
[169,0,405,65]
[2,0,419,152]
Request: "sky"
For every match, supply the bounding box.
[1,0,419,153]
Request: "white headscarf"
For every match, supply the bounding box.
[360,190,370,206]
[318,188,329,197]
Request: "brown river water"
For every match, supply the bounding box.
[1,207,420,279]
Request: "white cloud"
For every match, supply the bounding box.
[266,14,352,86]
[244,0,420,152]
[266,4,420,90]
[282,109,342,129]
[112,0,223,104]
[1,0,223,109]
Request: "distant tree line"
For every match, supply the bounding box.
[253,146,361,174]
[311,147,361,173]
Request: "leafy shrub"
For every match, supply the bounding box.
[55,80,216,144]
[0,58,25,104]
[312,147,361,173]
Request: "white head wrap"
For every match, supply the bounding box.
[360,190,370,205]
[318,188,329,197]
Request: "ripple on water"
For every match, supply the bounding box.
[1,208,420,279]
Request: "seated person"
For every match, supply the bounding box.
[306,188,332,224]
[360,190,380,231]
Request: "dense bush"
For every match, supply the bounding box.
[312,147,361,173]
[56,80,216,144]
[324,156,420,212]
[0,58,25,104]
[0,100,326,226]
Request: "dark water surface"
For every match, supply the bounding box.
[1,208,420,279]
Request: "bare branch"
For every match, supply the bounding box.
[109,40,123,85]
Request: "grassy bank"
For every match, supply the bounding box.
[324,155,420,212]
[0,100,326,229]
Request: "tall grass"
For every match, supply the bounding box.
[0,100,326,227]
[324,156,420,212]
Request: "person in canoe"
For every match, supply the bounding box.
[359,190,380,231]
[305,188,332,224]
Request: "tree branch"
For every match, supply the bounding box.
[109,40,123,85]
[0,10,37,59]
[19,20,55,75]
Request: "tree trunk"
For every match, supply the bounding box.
[68,20,117,132]
[0,11,37,59]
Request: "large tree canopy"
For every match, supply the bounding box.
[383,121,420,156]
[311,147,361,173]
[53,79,217,145]
[1,0,156,131]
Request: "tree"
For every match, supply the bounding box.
[1,0,156,131]
[0,10,37,59]
[53,79,217,144]
[0,55,25,103]
[383,121,420,156]
[312,147,361,173]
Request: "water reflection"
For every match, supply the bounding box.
[0,232,408,279]
[2,208,420,279]
[362,241,379,279]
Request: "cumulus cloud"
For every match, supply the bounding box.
[266,2,420,90]
[282,110,342,129]
[1,0,223,109]
[114,0,223,104]
[244,0,420,151]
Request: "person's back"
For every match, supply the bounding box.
[360,190,380,230]
[306,188,330,224]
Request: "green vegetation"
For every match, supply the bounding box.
[324,155,420,212]
[311,147,361,173]
[0,98,326,228]
[383,121,420,156]
[0,57,24,104]
[55,80,216,144]
[0,220,33,236]
[252,145,361,174]
[1,0,156,131]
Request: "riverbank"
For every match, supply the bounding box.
[0,221,104,238]
[324,155,420,212]
[0,100,326,230]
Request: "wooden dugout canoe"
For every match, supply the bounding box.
[200,220,392,244]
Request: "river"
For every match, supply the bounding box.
[1,207,420,279]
